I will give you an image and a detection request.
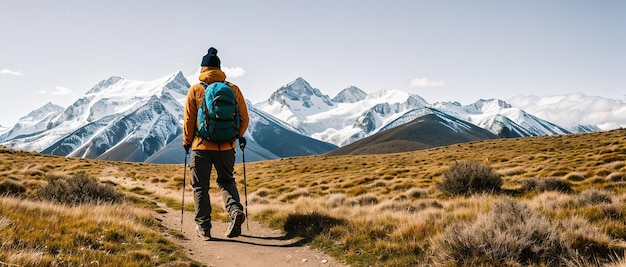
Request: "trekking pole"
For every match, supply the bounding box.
[240,143,249,231]
[181,151,188,233]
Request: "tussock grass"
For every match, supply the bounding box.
[1,129,625,266]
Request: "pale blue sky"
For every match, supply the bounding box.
[1,0,625,126]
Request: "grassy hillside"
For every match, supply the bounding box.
[1,129,625,266]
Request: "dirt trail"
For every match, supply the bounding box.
[154,203,346,267]
[106,175,346,267]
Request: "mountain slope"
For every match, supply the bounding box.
[0,102,64,142]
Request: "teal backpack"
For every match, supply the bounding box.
[196,82,240,143]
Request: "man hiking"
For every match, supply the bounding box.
[183,47,250,240]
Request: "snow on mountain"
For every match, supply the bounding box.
[42,94,182,162]
[257,79,430,146]
[0,102,64,142]
[332,86,367,103]
[472,114,532,138]
[569,124,602,133]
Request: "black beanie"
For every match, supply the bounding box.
[201,47,221,68]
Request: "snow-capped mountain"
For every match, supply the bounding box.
[1,72,189,162]
[3,73,617,163]
[2,72,188,155]
[256,78,606,148]
[433,99,572,137]
[256,80,430,146]
[0,102,64,142]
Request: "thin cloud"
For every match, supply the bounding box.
[1,69,24,76]
[51,86,72,95]
[223,66,246,78]
[409,77,445,88]
[35,86,73,96]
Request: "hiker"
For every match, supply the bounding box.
[183,47,250,240]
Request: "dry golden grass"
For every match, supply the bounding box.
[0,197,199,266]
[1,128,625,266]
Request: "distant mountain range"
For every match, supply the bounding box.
[255,77,584,147]
[0,71,615,163]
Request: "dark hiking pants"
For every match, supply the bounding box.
[189,149,243,231]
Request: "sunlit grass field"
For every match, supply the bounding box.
[1,129,625,266]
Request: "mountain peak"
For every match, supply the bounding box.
[22,102,64,121]
[471,99,512,112]
[285,77,313,91]
[86,76,123,95]
[163,71,190,96]
[267,77,334,109]
[332,86,367,103]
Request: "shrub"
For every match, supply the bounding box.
[436,161,502,196]
[576,189,613,206]
[0,179,26,196]
[432,197,571,266]
[37,172,123,205]
[520,177,572,193]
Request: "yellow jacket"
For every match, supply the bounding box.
[183,67,249,151]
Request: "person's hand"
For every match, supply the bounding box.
[238,137,247,150]
[183,144,191,154]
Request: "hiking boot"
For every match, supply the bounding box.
[196,225,211,241]
[226,211,245,238]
